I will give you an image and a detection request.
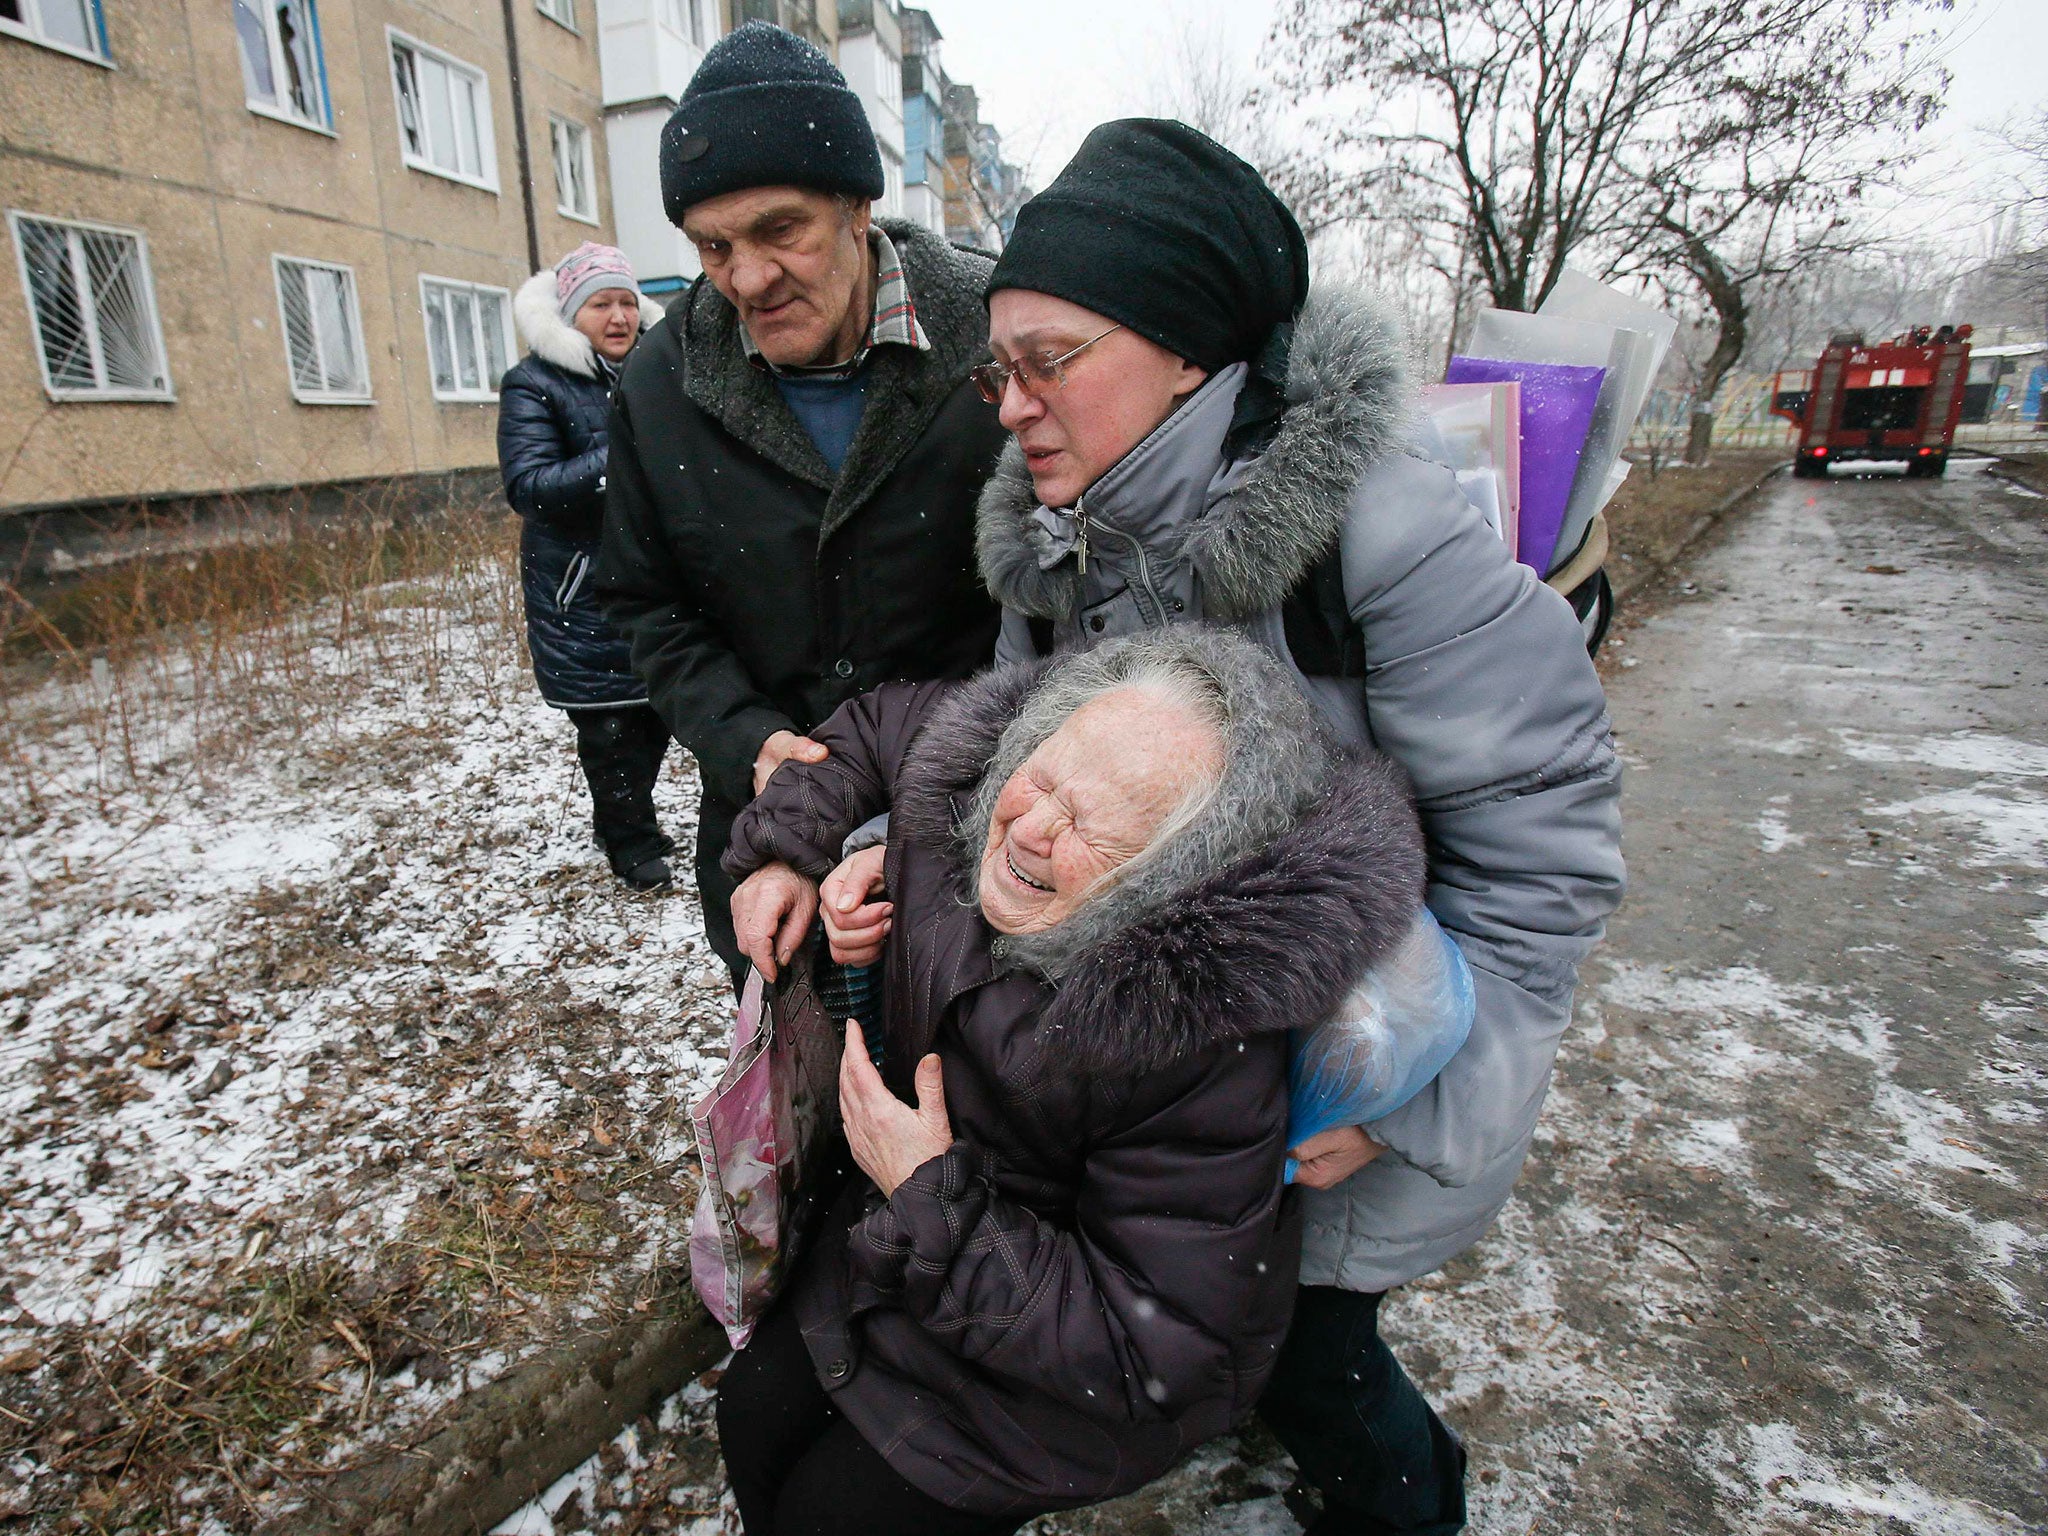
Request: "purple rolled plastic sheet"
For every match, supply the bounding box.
[689,955,841,1350]
[1444,356,1606,576]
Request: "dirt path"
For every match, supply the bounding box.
[495,462,2048,1536]
[1044,461,2048,1536]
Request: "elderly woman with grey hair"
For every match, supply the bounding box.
[715,629,1427,1536]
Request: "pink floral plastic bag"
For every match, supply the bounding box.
[688,951,841,1349]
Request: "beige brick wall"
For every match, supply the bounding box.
[0,0,616,512]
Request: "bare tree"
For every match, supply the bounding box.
[1271,0,1848,311]
[1130,19,1288,178]
[1982,110,2048,344]
[1622,12,1948,460]
[1271,0,1950,460]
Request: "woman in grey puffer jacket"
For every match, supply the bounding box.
[825,121,1626,1534]
[497,244,673,889]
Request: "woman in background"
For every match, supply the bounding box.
[498,243,673,890]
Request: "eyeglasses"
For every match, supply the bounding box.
[970,325,1123,405]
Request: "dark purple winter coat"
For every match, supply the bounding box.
[722,658,1425,1519]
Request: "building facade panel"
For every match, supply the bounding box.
[1,0,211,185]
[214,201,417,484]
[1,163,253,506]
[1,0,612,513]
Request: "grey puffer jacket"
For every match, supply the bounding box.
[977,283,1627,1292]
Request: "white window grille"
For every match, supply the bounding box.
[550,116,597,223]
[0,0,108,62]
[535,0,574,30]
[274,256,370,402]
[8,212,172,401]
[389,32,498,190]
[420,276,511,401]
[233,0,329,129]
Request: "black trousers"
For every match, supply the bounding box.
[568,705,673,872]
[716,1304,1026,1536]
[1259,1287,1468,1535]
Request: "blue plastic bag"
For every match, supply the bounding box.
[1285,910,1475,1182]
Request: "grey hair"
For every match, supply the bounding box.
[961,628,1341,981]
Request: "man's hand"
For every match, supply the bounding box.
[753,730,829,796]
[841,1022,951,1197]
[730,862,818,982]
[821,846,892,966]
[1289,1125,1386,1190]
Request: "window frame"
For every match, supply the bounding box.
[387,28,500,193]
[658,0,705,45]
[417,274,513,403]
[0,0,112,66]
[6,210,174,403]
[272,253,372,405]
[549,114,598,225]
[534,0,576,32]
[234,0,334,133]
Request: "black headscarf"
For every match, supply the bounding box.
[987,120,1310,449]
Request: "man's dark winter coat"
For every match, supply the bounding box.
[595,221,1007,957]
[721,663,1426,1519]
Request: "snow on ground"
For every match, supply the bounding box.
[0,576,731,1528]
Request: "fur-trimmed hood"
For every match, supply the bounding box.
[977,281,1413,624]
[514,270,664,379]
[891,645,1425,1075]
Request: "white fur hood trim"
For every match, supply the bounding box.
[514,269,664,379]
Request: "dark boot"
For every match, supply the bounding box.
[1259,1287,1467,1535]
[571,706,674,887]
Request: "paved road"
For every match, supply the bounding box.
[507,466,2048,1536]
[1050,463,2048,1536]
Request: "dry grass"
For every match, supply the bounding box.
[0,1185,671,1532]
[0,493,730,1531]
[0,487,524,833]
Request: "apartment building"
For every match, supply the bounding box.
[1,0,615,517]
[895,5,945,237]
[941,81,1025,249]
[834,0,902,221]
[2,0,1022,527]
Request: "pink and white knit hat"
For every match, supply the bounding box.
[555,242,638,321]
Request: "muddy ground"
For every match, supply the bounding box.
[7,458,2042,1534]
[505,458,2046,1536]
[1053,458,2048,1535]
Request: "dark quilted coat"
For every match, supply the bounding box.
[497,273,661,709]
[721,663,1427,1519]
[499,348,615,541]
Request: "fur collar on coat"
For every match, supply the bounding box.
[892,659,1426,1075]
[513,272,665,380]
[977,283,1412,622]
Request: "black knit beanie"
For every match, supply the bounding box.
[987,120,1310,375]
[659,22,884,225]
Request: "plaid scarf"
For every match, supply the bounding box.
[741,225,931,376]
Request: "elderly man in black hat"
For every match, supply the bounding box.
[595,21,1004,975]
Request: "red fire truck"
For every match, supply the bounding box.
[1770,326,1973,477]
